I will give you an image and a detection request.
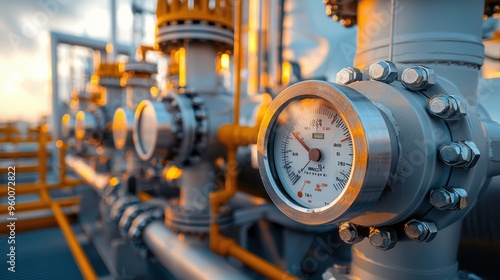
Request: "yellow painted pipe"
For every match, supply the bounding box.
[209,1,296,279]
[232,0,243,126]
[217,93,270,147]
[209,149,296,279]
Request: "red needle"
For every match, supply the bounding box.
[340,136,351,142]
[293,132,310,152]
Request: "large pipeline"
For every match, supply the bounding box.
[66,155,250,279]
[143,221,251,280]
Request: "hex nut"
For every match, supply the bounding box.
[427,95,467,120]
[439,141,480,168]
[462,141,481,169]
[439,143,468,166]
[369,227,397,251]
[336,67,362,85]
[401,66,436,91]
[430,187,468,210]
[430,188,455,209]
[339,222,365,244]
[404,219,438,242]
[369,60,398,83]
[451,187,468,210]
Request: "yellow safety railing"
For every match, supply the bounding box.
[0,124,97,280]
[0,123,53,144]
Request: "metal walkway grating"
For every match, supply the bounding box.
[0,224,109,280]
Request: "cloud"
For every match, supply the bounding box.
[0,0,106,54]
[0,0,136,123]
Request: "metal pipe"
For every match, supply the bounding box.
[388,0,396,61]
[65,155,111,192]
[50,31,131,139]
[142,221,252,280]
[110,0,118,62]
[355,0,484,104]
[351,221,463,280]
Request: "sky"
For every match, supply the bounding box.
[0,0,155,124]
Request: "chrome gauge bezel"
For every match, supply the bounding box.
[257,81,393,225]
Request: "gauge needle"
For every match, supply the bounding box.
[293,132,310,152]
[298,159,311,173]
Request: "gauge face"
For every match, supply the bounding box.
[258,81,393,225]
[272,98,354,208]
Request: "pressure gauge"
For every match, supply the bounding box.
[258,81,394,225]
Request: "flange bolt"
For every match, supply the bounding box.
[369,60,398,83]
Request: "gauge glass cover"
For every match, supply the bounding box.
[271,97,354,208]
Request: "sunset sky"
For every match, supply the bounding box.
[0,0,155,124]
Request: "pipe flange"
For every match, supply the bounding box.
[165,199,232,234]
[110,196,141,224]
[81,104,112,146]
[124,61,158,75]
[156,20,233,53]
[169,89,209,166]
[133,88,208,165]
[128,208,165,257]
[118,203,156,237]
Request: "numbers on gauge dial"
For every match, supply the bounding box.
[273,98,354,208]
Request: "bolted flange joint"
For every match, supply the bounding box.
[336,67,362,85]
[427,94,467,120]
[404,219,438,242]
[369,60,398,83]
[439,141,480,169]
[368,227,397,251]
[430,187,468,211]
[401,65,436,91]
[338,222,366,244]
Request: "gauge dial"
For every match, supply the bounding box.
[272,98,353,208]
[258,81,394,225]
